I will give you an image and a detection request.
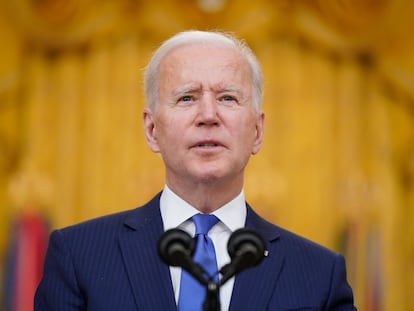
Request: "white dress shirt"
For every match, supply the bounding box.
[160,185,247,311]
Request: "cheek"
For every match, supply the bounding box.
[157,119,186,147]
[239,122,260,153]
[239,116,258,140]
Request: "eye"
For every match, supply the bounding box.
[222,95,235,101]
[219,94,238,105]
[177,95,197,105]
[180,95,193,102]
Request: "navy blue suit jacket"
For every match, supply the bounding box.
[35,193,356,310]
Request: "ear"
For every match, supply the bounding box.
[252,111,264,155]
[143,108,161,153]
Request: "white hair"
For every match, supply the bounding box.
[144,30,263,111]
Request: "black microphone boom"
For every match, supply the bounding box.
[157,228,207,285]
[219,228,265,286]
[157,227,265,311]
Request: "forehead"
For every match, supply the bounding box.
[159,43,251,85]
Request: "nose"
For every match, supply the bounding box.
[195,93,220,126]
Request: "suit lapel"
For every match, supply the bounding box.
[118,194,177,311]
[229,205,285,311]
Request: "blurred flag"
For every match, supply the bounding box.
[337,221,383,311]
[3,212,49,311]
[364,227,382,311]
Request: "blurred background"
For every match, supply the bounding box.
[0,0,413,310]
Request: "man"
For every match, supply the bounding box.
[35,30,356,310]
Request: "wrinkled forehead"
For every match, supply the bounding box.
[157,44,254,105]
[160,43,251,83]
[159,42,250,79]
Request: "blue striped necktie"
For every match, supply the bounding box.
[178,214,220,311]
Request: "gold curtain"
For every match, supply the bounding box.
[0,0,413,310]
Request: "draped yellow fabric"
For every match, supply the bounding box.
[0,0,413,310]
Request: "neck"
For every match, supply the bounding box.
[166,177,243,213]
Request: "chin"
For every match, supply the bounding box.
[194,173,222,184]
[186,162,241,184]
[190,169,225,184]
[192,169,241,186]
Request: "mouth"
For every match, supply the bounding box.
[196,143,219,147]
[191,140,224,149]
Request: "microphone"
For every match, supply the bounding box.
[219,228,266,285]
[157,228,207,285]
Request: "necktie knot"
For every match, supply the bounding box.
[192,214,219,236]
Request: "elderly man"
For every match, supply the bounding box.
[35,30,356,310]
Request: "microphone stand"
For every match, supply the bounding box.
[202,268,236,311]
[202,278,220,311]
[157,228,265,311]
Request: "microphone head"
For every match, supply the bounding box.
[227,228,265,268]
[157,228,195,267]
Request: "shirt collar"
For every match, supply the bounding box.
[160,184,246,232]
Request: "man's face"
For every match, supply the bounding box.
[144,43,264,188]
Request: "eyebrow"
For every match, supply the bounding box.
[172,84,244,98]
[173,84,202,96]
[217,86,242,94]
